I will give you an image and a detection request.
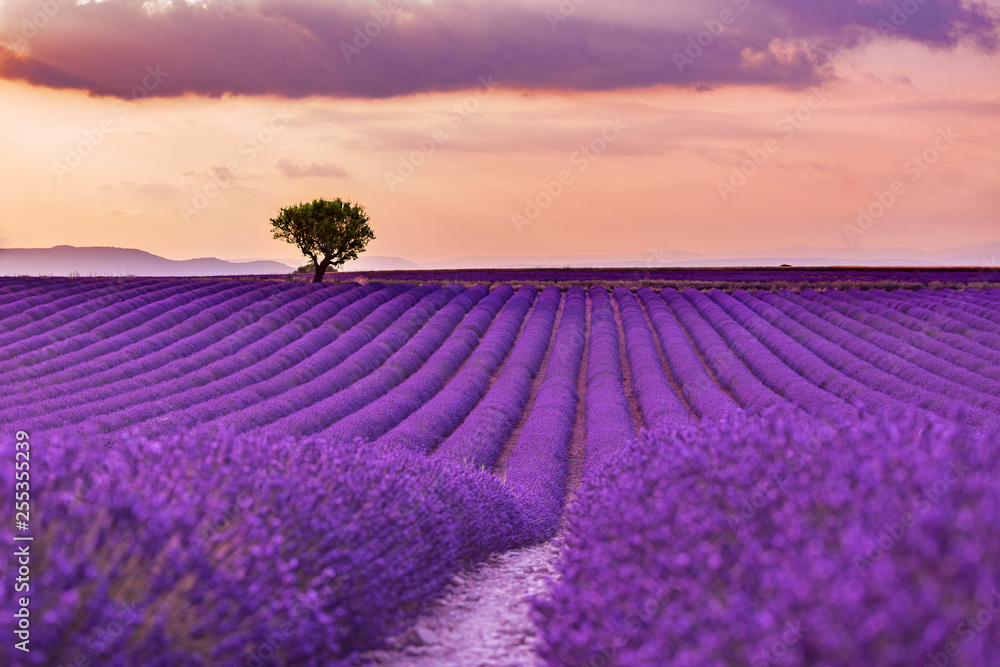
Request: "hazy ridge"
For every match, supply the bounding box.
[2,242,1000,276]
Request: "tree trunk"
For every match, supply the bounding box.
[313,258,332,283]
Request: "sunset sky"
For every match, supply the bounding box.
[1,0,998,266]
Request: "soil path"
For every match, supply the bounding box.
[360,542,560,667]
[362,292,594,667]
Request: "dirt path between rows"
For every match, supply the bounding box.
[609,290,645,436]
[359,541,560,667]
[562,289,590,510]
[360,291,590,667]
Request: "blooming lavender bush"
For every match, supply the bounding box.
[315,284,513,441]
[613,287,690,429]
[660,288,788,413]
[636,287,738,419]
[684,288,857,419]
[0,427,539,666]
[371,285,538,452]
[4,277,1000,666]
[17,284,375,433]
[256,285,488,437]
[226,284,463,434]
[583,286,636,471]
[503,286,587,538]
[810,290,1000,381]
[534,408,1000,666]
[431,285,561,466]
[752,292,1000,414]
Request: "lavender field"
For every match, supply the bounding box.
[2,276,1000,666]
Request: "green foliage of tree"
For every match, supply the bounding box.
[270,197,375,283]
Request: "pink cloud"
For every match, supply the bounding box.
[274,158,349,178]
[0,0,995,98]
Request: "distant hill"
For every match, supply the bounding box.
[3,241,998,277]
[0,246,294,277]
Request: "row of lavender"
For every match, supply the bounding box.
[534,407,1000,666]
[3,278,1000,664]
[4,415,997,665]
[529,286,1000,665]
[0,280,575,665]
[6,280,1000,443]
[0,428,544,666]
[0,280,621,664]
[7,280,1000,483]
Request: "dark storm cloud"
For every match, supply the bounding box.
[0,0,996,98]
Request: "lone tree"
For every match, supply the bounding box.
[270,197,375,283]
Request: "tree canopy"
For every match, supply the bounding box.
[270,197,375,283]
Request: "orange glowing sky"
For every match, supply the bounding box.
[1,0,998,266]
